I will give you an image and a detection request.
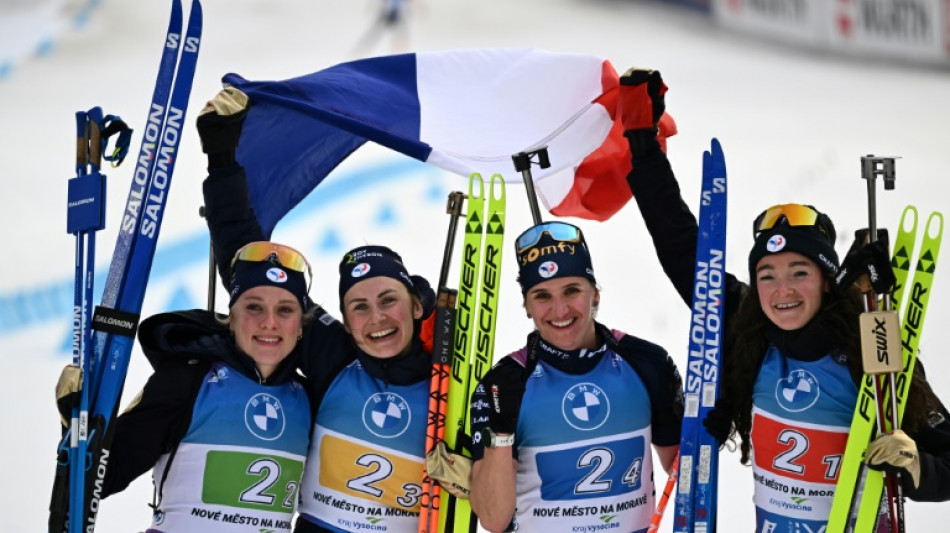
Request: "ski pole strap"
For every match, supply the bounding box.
[91,306,140,337]
[99,115,133,166]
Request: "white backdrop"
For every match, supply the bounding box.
[2,0,949,531]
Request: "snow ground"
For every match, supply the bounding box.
[1,0,949,531]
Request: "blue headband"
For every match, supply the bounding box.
[515,224,596,294]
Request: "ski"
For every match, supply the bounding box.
[853,211,943,532]
[441,174,506,533]
[890,206,919,310]
[828,208,943,533]
[674,138,727,533]
[439,174,486,533]
[48,2,202,532]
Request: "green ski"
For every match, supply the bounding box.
[441,174,506,532]
[853,211,943,532]
[828,208,943,532]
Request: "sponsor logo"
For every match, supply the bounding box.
[562,382,610,430]
[244,393,286,441]
[363,392,411,438]
[775,368,820,412]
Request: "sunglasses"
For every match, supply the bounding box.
[516,222,584,253]
[753,203,833,239]
[231,241,313,288]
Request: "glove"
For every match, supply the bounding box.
[410,274,436,319]
[835,228,896,294]
[701,400,733,443]
[619,68,668,159]
[56,364,82,428]
[619,68,667,131]
[426,440,473,499]
[866,429,921,488]
[478,377,524,435]
[196,87,250,168]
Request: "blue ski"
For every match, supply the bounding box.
[674,138,727,533]
[48,2,202,532]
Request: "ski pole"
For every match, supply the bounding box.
[62,106,110,533]
[649,456,680,533]
[512,147,550,225]
[198,206,216,311]
[66,109,90,533]
[856,155,904,533]
[419,191,465,533]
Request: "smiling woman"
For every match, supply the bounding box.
[53,240,314,532]
[468,220,684,533]
[189,87,441,533]
[624,68,950,532]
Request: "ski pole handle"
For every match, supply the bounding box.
[512,148,550,226]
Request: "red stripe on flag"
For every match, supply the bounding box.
[550,61,677,222]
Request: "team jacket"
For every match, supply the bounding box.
[471,325,683,533]
[202,164,434,533]
[625,150,950,524]
[103,312,311,533]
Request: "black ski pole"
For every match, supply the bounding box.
[198,205,216,312]
[857,154,905,533]
[420,190,466,533]
[512,147,551,225]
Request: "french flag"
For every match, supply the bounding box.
[224,48,675,234]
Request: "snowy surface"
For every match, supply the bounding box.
[2,0,949,531]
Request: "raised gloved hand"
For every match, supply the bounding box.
[618,67,672,159]
[701,399,733,444]
[835,228,896,294]
[866,429,921,488]
[56,364,82,428]
[195,87,250,168]
[619,68,667,131]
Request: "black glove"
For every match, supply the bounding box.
[619,68,667,159]
[701,400,732,443]
[195,87,250,168]
[835,228,896,294]
[479,376,525,435]
[410,274,436,319]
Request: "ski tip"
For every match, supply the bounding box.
[489,173,506,200]
[468,173,485,199]
[925,211,944,239]
[899,205,919,234]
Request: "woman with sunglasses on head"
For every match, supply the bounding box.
[191,88,438,533]
[56,242,313,532]
[468,221,684,533]
[618,68,950,531]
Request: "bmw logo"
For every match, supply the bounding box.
[562,383,610,430]
[775,369,820,412]
[244,393,286,441]
[363,392,411,438]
